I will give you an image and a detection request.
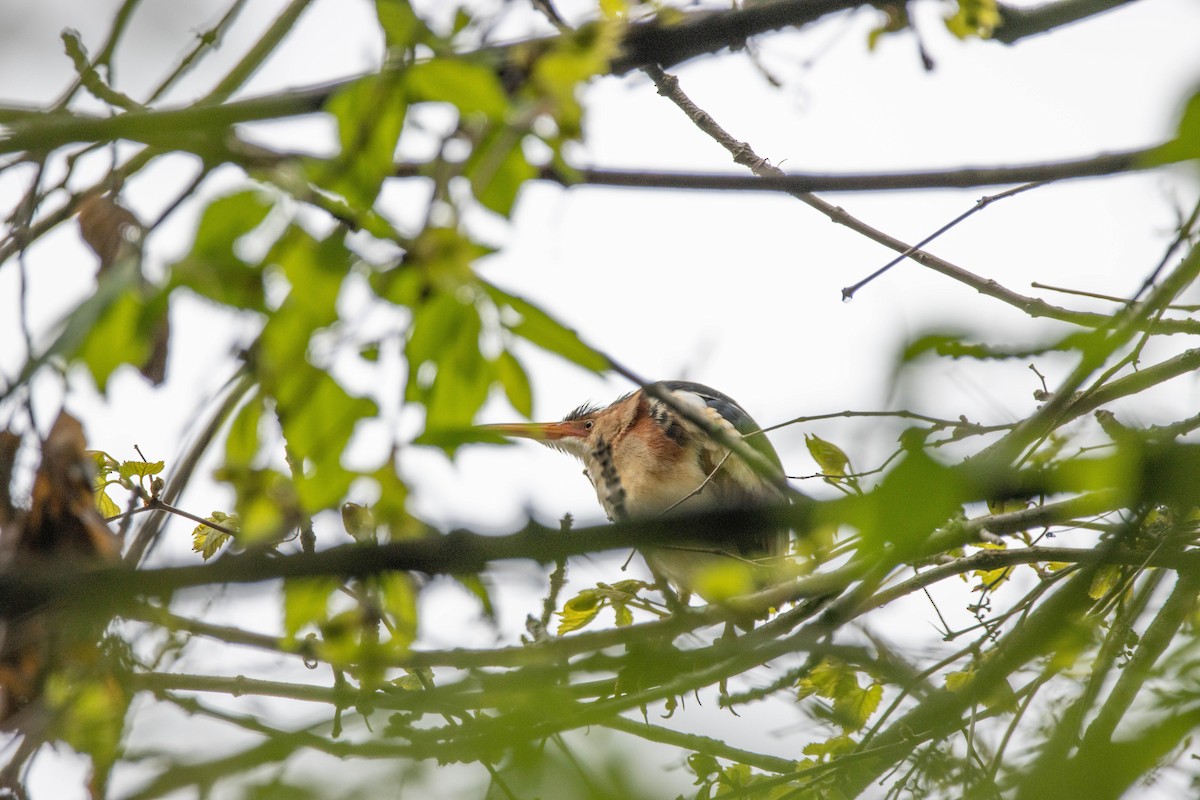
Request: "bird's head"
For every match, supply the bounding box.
[478,392,641,462]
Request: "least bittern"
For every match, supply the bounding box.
[481,381,789,600]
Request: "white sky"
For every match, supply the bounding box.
[2,0,1200,796]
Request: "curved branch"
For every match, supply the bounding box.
[541,148,1165,193]
[994,0,1139,44]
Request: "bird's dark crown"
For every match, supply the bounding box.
[563,402,600,421]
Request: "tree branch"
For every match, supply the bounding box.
[994,0,1138,44]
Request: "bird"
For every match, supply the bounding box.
[479,381,790,602]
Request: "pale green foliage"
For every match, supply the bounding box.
[190,511,239,560]
[557,580,649,634]
[798,658,884,734]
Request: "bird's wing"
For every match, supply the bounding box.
[656,381,786,484]
[654,382,789,560]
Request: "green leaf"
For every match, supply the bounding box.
[378,572,418,652]
[45,671,129,775]
[74,283,156,392]
[118,460,164,480]
[688,753,720,780]
[191,512,238,560]
[1088,564,1123,600]
[272,366,378,511]
[405,291,494,443]
[413,427,513,450]
[945,668,974,693]
[406,291,472,389]
[87,450,119,479]
[805,434,850,477]
[945,0,1000,38]
[375,0,425,49]
[482,282,607,372]
[95,488,121,519]
[464,128,536,216]
[217,466,295,545]
[496,349,533,417]
[373,226,493,308]
[557,589,603,635]
[529,22,621,140]
[802,734,856,759]
[225,394,264,468]
[170,190,273,310]
[798,657,881,732]
[798,658,848,700]
[283,578,339,640]
[845,447,967,558]
[370,464,418,540]
[690,560,756,602]
[321,75,407,209]
[833,681,883,732]
[1147,87,1200,165]
[270,226,349,325]
[406,59,509,118]
[454,574,495,620]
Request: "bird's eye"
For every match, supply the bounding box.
[584,420,594,430]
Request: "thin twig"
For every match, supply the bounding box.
[842,182,1045,299]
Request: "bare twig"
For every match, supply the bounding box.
[843,182,1045,299]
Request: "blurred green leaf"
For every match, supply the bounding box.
[370,463,420,540]
[848,447,967,557]
[463,126,537,216]
[945,0,999,38]
[406,59,509,118]
[273,365,378,510]
[283,577,339,640]
[798,658,846,699]
[75,288,154,391]
[321,75,407,209]
[225,393,264,468]
[483,282,607,372]
[902,330,1097,362]
[170,190,273,310]
[455,574,496,620]
[375,0,426,50]
[496,349,533,417]
[375,226,493,308]
[802,734,856,759]
[402,284,496,447]
[798,658,881,733]
[406,291,472,393]
[1146,86,1200,164]
[269,226,349,323]
[530,21,620,140]
[45,671,129,780]
[1088,564,1123,600]
[413,427,513,449]
[378,571,418,652]
[217,466,296,545]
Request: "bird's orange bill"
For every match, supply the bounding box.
[476,421,589,441]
